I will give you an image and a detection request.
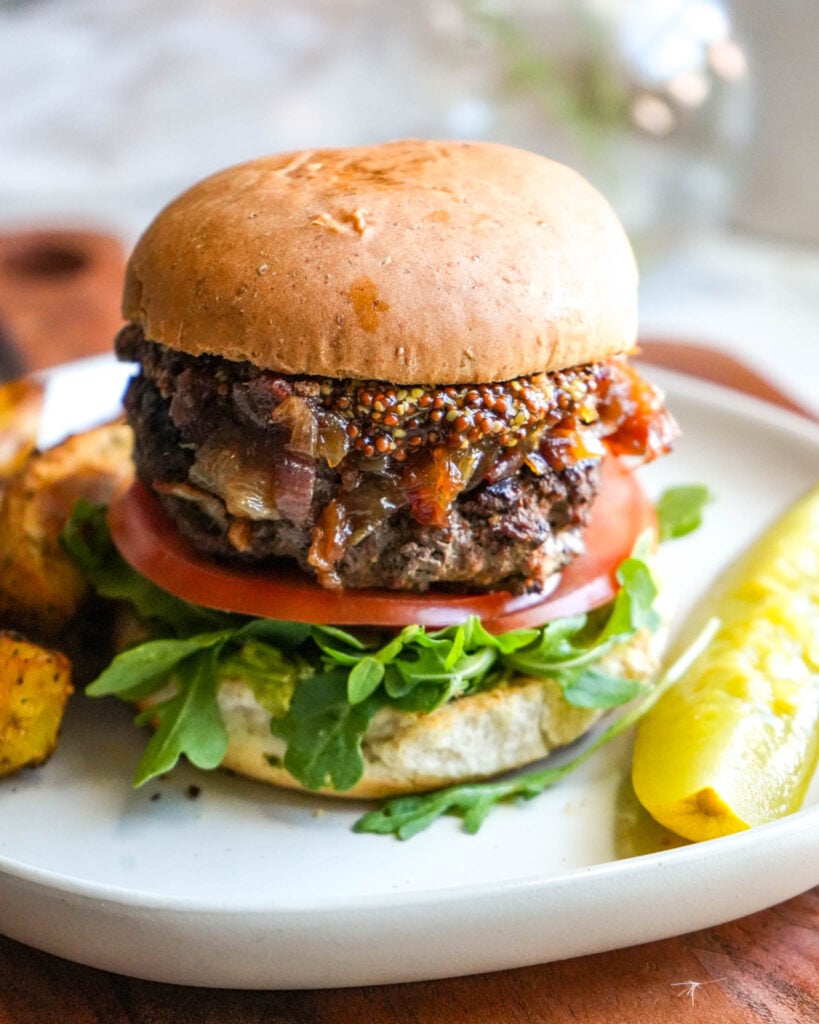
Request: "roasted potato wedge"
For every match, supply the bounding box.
[0,377,45,493]
[0,631,73,776]
[0,422,133,635]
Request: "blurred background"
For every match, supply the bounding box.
[0,0,816,410]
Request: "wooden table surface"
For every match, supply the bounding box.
[0,229,817,1023]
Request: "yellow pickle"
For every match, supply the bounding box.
[632,483,819,842]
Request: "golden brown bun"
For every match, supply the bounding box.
[122,139,637,384]
[214,623,663,799]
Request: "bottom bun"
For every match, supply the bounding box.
[216,623,665,800]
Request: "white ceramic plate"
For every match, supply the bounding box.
[1,356,818,989]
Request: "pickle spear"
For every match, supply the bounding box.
[632,483,819,842]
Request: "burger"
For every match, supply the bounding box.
[82,139,676,805]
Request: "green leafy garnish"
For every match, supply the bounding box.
[87,632,233,701]
[502,544,658,707]
[64,499,666,800]
[354,619,720,839]
[656,485,712,542]
[132,646,228,786]
[62,500,236,636]
[270,669,380,791]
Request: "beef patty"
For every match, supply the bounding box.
[117,325,664,593]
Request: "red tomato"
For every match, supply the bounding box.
[108,456,656,633]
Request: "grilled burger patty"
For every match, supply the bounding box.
[118,325,665,593]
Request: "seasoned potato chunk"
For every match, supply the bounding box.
[0,377,45,493]
[0,423,133,635]
[0,631,73,775]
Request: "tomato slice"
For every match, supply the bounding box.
[108,456,656,633]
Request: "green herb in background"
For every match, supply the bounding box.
[462,0,631,147]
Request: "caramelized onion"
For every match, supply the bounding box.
[308,499,351,589]
[271,451,316,527]
[483,446,526,485]
[154,480,229,529]
[341,478,404,546]
[189,431,316,526]
[189,439,279,520]
[316,409,350,467]
[307,478,404,583]
[460,441,499,490]
[541,427,606,472]
[270,396,318,457]
[523,450,550,476]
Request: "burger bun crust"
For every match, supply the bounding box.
[122,139,638,384]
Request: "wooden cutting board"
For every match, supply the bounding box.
[0,228,126,374]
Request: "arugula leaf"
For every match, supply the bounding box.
[386,645,499,712]
[561,667,647,708]
[656,485,712,542]
[502,550,658,708]
[599,552,660,642]
[67,498,667,797]
[348,657,385,704]
[80,563,661,791]
[87,632,231,701]
[132,646,229,785]
[344,625,430,704]
[354,744,593,840]
[62,501,234,636]
[354,620,720,839]
[502,615,589,676]
[233,617,312,648]
[375,625,424,663]
[456,615,538,654]
[270,669,379,791]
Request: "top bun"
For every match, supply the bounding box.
[122,139,637,384]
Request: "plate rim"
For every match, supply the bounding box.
[1,795,818,914]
